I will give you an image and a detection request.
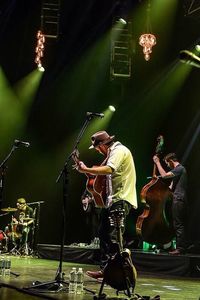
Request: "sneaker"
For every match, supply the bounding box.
[86,270,104,279]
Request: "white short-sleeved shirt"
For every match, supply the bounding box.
[106,141,138,209]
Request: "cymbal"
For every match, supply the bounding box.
[1,207,17,212]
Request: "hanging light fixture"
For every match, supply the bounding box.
[35,30,45,70]
[139,0,156,61]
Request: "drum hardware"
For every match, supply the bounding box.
[9,244,21,256]
[1,207,17,212]
[19,241,32,256]
[9,230,31,256]
[8,221,22,256]
[7,217,35,256]
[19,222,33,256]
[21,217,34,222]
[1,210,35,256]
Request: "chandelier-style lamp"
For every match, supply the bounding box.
[35,30,45,70]
[139,0,156,61]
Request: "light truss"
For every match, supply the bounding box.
[184,0,200,17]
[41,0,60,39]
[110,21,133,80]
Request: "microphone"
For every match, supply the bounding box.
[86,112,104,118]
[14,139,30,148]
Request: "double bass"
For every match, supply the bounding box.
[136,136,175,245]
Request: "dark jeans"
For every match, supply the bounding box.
[98,200,132,268]
[172,199,187,250]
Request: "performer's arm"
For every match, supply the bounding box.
[153,155,174,178]
[76,161,113,175]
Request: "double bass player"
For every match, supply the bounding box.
[153,153,188,255]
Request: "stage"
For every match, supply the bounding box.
[0,253,200,300]
[37,244,200,278]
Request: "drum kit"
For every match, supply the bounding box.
[0,207,35,255]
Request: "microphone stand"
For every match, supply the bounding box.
[0,143,20,209]
[26,113,95,292]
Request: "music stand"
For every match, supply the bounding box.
[25,113,95,292]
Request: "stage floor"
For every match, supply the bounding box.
[0,256,200,300]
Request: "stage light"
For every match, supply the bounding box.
[179,50,200,68]
[118,18,127,25]
[38,64,45,72]
[195,44,200,52]
[108,105,116,112]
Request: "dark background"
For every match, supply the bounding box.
[0,0,199,246]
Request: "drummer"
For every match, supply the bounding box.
[11,198,34,248]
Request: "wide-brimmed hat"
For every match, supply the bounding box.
[89,131,115,149]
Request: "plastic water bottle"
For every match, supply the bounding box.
[96,237,100,249]
[69,267,77,293]
[0,257,5,276]
[76,267,84,294]
[4,257,11,276]
[93,237,100,249]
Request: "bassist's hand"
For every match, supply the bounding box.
[153,155,159,164]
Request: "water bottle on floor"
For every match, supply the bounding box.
[69,267,77,293]
[0,257,5,276]
[76,267,84,294]
[4,257,11,276]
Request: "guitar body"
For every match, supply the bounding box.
[72,150,107,208]
[103,249,137,291]
[103,209,137,294]
[86,172,106,208]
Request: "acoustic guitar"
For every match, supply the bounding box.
[72,149,107,208]
[102,208,137,295]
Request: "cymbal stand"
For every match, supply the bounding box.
[9,237,20,256]
[9,219,21,256]
[25,113,95,293]
[18,226,32,256]
[10,244,21,256]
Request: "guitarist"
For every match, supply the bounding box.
[75,130,138,280]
